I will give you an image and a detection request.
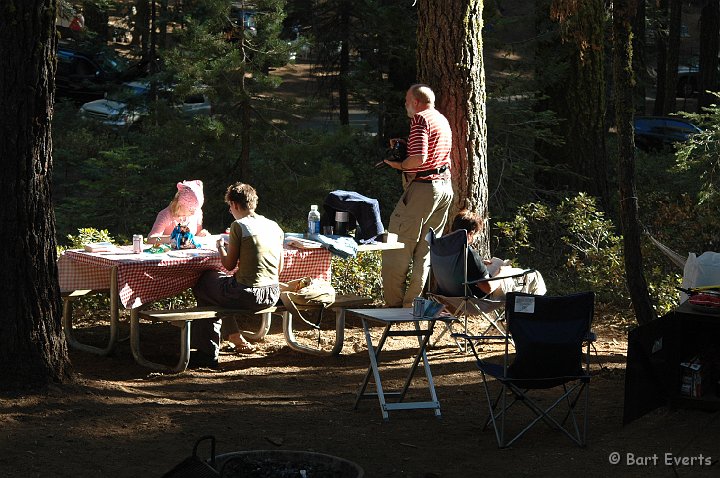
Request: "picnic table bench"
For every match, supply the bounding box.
[136,293,373,372]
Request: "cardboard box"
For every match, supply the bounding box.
[680,356,706,398]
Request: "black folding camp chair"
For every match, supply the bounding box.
[425,228,534,351]
[456,291,595,448]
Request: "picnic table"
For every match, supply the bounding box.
[58,243,332,356]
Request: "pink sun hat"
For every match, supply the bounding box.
[176,180,204,211]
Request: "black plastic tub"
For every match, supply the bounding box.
[215,450,364,478]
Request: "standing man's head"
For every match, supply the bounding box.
[405,84,435,118]
[225,182,258,217]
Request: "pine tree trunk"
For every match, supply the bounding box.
[416,0,489,254]
[535,0,608,207]
[613,0,656,326]
[663,0,681,113]
[83,1,109,41]
[653,0,668,115]
[159,0,169,49]
[698,0,720,111]
[338,5,350,126]
[632,0,647,114]
[566,0,609,206]
[0,0,72,389]
[135,0,150,58]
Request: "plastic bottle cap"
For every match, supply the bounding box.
[311,205,318,210]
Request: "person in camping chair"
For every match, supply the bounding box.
[451,209,547,298]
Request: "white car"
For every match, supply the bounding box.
[79,81,211,127]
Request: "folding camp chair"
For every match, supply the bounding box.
[425,228,534,351]
[456,291,594,448]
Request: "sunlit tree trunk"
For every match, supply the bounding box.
[416,0,488,254]
[0,0,73,389]
[613,0,656,326]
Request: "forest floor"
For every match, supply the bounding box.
[0,311,719,477]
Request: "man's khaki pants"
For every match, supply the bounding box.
[382,179,453,307]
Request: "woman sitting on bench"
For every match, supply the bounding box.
[190,182,284,368]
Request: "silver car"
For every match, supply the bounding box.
[79,81,211,127]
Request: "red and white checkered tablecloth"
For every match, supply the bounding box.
[58,245,331,309]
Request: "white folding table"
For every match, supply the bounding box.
[347,308,451,420]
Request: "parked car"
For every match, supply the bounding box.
[79,81,212,128]
[56,40,145,103]
[675,57,720,98]
[633,116,702,152]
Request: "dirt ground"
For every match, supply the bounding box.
[0,311,719,478]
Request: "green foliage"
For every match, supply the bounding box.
[53,103,397,243]
[331,252,383,300]
[495,194,625,304]
[65,227,115,248]
[676,100,720,209]
[251,127,400,232]
[615,103,720,316]
[494,192,688,314]
[59,227,118,317]
[486,94,563,211]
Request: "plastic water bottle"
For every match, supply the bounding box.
[307,205,321,235]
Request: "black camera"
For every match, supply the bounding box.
[389,140,407,162]
[374,138,408,169]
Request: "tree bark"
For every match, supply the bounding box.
[662,0,681,113]
[632,0,647,114]
[338,11,350,126]
[698,0,720,111]
[0,0,72,389]
[83,1,109,42]
[135,0,150,59]
[653,0,668,115]
[535,0,609,208]
[417,0,489,255]
[613,0,656,326]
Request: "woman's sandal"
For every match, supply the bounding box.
[228,334,256,354]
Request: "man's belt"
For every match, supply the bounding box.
[413,164,449,178]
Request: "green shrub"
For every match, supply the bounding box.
[63,227,116,250]
[494,192,684,315]
[331,251,383,301]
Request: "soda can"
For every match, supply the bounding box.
[132,234,143,253]
[412,297,425,317]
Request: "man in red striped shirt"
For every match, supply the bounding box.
[381,84,454,307]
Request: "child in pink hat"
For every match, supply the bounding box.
[149,180,209,238]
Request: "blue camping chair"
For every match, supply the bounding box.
[456,291,595,448]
